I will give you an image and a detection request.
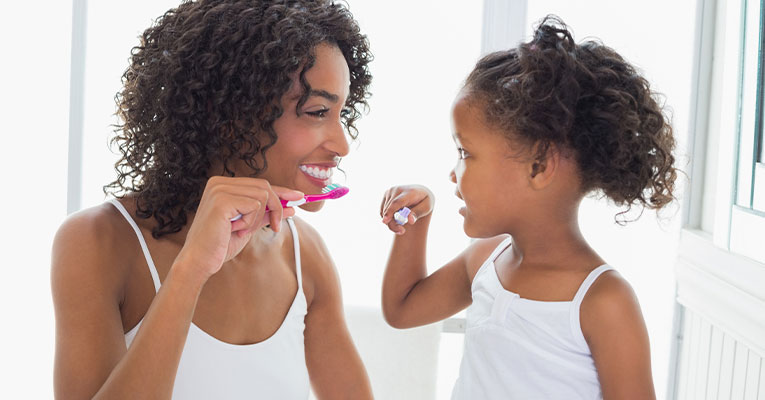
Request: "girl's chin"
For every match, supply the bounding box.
[462,219,500,239]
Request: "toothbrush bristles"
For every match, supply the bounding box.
[322,183,341,193]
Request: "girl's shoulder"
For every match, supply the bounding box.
[579,268,644,341]
[462,234,511,282]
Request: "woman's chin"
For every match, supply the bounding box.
[298,201,324,213]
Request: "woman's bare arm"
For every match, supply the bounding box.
[298,220,372,400]
[52,207,206,399]
[52,178,300,399]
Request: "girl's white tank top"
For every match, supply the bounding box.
[452,237,611,400]
[110,199,310,399]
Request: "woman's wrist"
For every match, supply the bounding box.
[168,256,210,295]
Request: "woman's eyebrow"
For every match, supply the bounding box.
[309,89,340,103]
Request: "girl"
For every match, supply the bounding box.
[379,16,676,400]
[51,1,373,398]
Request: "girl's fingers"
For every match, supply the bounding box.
[382,192,420,224]
[387,219,406,235]
[380,188,395,218]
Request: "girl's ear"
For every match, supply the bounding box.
[527,143,559,190]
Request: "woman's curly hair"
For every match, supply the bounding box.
[105,0,372,237]
[464,15,677,222]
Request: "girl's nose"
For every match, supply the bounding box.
[449,169,457,183]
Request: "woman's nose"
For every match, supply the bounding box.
[326,121,350,157]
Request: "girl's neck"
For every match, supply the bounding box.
[507,210,601,269]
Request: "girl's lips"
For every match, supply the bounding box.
[458,206,466,216]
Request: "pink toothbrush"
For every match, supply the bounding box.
[230,183,349,222]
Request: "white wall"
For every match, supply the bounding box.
[0,1,696,398]
[0,2,73,398]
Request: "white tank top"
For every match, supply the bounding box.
[110,199,310,399]
[451,237,611,400]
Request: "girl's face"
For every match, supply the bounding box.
[449,93,535,237]
[259,43,351,212]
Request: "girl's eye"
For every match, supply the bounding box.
[306,108,329,118]
[457,147,469,160]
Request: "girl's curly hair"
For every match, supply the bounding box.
[105,0,372,238]
[464,15,677,222]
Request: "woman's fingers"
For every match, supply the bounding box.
[229,199,261,232]
[271,185,305,201]
[220,181,303,234]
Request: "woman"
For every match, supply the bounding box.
[51,1,373,398]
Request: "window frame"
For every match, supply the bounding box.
[730,0,765,262]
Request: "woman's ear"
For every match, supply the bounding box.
[527,143,559,190]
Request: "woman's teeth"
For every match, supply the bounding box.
[299,165,333,180]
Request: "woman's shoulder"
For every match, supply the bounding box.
[292,216,329,261]
[286,216,337,305]
[51,200,137,289]
[54,200,131,249]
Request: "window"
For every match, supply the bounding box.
[753,11,765,210]
[730,0,765,263]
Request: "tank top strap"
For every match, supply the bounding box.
[569,264,614,350]
[108,199,162,292]
[471,237,513,292]
[285,217,302,289]
[488,236,513,263]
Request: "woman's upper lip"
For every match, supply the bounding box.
[301,161,338,168]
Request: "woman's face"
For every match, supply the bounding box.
[260,43,352,212]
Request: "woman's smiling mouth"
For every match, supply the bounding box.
[299,164,334,180]
[299,164,335,187]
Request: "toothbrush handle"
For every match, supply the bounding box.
[302,193,329,203]
[266,197,306,211]
[231,187,343,222]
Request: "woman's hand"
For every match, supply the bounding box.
[175,176,304,283]
[379,184,435,235]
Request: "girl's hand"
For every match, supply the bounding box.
[379,184,434,235]
[174,176,304,283]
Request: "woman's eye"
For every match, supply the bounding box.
[306,108,329,118]
[340,107,352,118]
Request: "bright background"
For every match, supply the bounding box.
[0,0,699,398]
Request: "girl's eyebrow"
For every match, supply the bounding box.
[453,131,471,144]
